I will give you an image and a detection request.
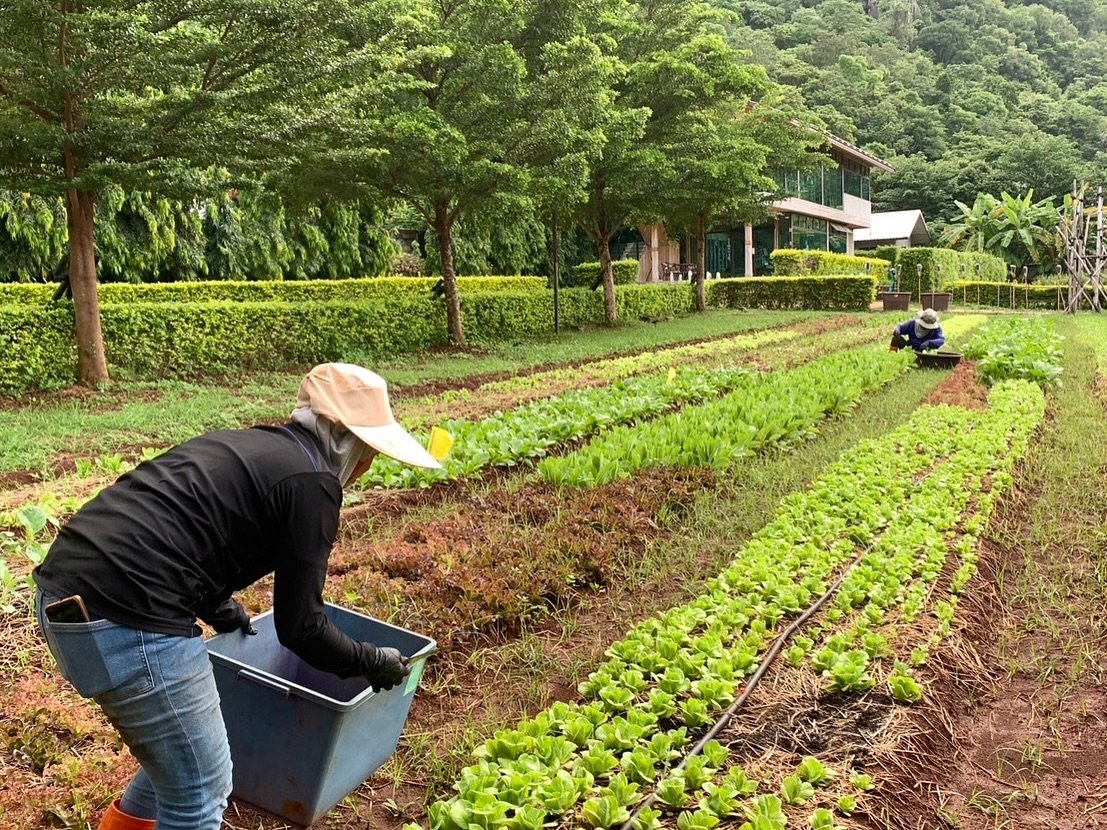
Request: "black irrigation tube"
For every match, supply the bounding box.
[616,548,870,830]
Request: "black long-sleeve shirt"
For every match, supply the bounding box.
[34,423,377,678]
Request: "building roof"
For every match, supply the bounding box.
[742,101,895,174]
[854,210,930,244]
[822,133,895,174]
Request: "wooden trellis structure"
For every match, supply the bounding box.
[1063,182,1107,313]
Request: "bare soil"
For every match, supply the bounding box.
[921,359,989,410]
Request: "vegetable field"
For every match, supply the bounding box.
[2,309,1104,830]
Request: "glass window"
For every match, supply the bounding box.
[824,165,843,210]
[800,168,822,203]
[860,174,870,202]
[791,215,827,251]
[844,160,862,198]
[829,229,847,253]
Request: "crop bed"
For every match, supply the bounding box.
[7,310,1035,830]
[407,377,1044,830]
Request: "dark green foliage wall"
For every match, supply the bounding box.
[0,190,396,283]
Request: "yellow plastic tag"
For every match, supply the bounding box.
[428,426,455,461]
[666,367,676,385]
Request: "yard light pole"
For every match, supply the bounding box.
[552,210,561,335]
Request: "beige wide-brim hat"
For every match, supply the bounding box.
[296,363,442,469]
[916,308,941,330]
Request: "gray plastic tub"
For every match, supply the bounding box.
[206,603,436,827]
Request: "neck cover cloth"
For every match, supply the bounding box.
[290,405,367,485]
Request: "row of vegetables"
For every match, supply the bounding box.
[400,325,810,429]
[408,375,1045,830]
[536,347,913,487]
[367,315,987,491]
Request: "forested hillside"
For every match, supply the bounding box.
[717,0,1107,229]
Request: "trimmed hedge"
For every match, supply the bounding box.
[708,275,877,311]
[564,259,640,287]
[894,249,1006,299]
[0,285,694,393]
[946,281,1065,311]
[870,245,901,265]
[0,275,547,306]
[1,276,873,393]
[770,249,890,282]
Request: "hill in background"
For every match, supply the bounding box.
[717,0,1107,231]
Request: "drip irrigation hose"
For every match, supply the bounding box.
[616,548,869,830]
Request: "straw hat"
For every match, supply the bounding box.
[296,363,442,469]
[916,308,941,330]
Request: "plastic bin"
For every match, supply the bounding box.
[206,604,436,827]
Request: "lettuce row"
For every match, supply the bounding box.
[411,380,1043,830]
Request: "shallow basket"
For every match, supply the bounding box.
[206,604,436,827]
[916,351,962,370]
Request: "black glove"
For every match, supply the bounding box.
[364,645,410,692]
[200,598,257,635]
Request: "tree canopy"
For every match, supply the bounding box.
[716,0,1107,232]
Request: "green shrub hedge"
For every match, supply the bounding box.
[946,281,1065,311]
[0,276,873,393]
[0,275,547,306]
[869,245,901,265]
[770,249,889,282]
[564,259,640,287]
[0,285,694,393]
[708,275,876,311]
[894,249,1006,299]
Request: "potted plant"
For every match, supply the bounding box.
[880,267,911,310]
[918,263,951,311]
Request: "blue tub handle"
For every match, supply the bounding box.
[238,667,291,697]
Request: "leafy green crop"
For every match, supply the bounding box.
[362,365,751,489]
[540,345,914,487]
[796,756,835,786]
[412,380,1045,830]
[779,774,815,805]
[963,317,1063,388]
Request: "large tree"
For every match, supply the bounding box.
[663,92,825,311]
[0,0,383,385]
[575,0,787,322]
[308,0,615,345]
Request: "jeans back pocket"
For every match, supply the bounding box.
[44,618,155,702]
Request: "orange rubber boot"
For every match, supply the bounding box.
[98,800,156,830]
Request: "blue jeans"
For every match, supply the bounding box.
[36,590,232,830]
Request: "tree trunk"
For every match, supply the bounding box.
[433,201,465,345]
[598,232,617,323]
[695,214,707,312]
[66,188,109,387]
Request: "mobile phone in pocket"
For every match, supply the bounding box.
[44,595,91,624]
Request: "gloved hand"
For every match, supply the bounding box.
[200,598,257,635]
[364,645,410,693]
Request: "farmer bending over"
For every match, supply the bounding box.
[890,308,945,352]
[33,363,441,830]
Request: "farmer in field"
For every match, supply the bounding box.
[889,308,945,352]
[32,363,441,830]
